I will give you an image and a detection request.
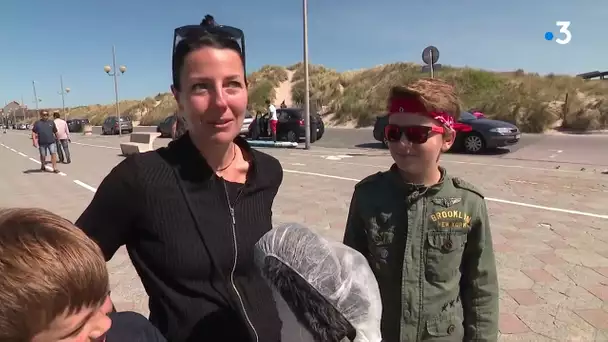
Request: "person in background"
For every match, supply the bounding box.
[0,207,166,342]
[53,111,71,164]
[280,100,287,109]
[267,99,278,142]
[32,110,60,173]
[343,78,499,341]
[76,18,283,342]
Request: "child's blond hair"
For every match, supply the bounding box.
[389,78,461,120]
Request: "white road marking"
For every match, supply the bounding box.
[18,152,27,157]
[290,163,306,166]
[549,149,563,159]
[73,180,97,192]
[283,169,608,220]
[9,148,16,152]
[29,157,41,164]
[286,151,591,174]
[71,142,120,150]
[284,169,360,182]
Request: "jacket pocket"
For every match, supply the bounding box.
[425,312,464,341]
[425,231,467,282]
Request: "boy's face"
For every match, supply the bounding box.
[31,295,112,342]
[387,113,454,177]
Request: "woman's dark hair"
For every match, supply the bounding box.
[172,34,244,91]
[261,256,357,342]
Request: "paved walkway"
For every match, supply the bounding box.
[1,131,607,341]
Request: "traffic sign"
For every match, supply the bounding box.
[422,46,440,65]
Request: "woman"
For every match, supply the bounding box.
[76,21,283,342]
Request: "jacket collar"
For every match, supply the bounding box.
[387,164,447,196]
[165,132,258,185]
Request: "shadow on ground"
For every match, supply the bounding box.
[23,169,45,174]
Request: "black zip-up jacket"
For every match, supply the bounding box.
[76,133,283,342]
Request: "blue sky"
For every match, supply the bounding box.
[0,0,604,108]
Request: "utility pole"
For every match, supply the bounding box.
[302,0,311,149]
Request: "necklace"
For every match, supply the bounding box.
[216,144,237,172]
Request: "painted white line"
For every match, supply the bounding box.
[287,151,589,174]
[290,163,306,166]
[283,169,608,220]
[18,152,27,157]
[9,148,16,152]
[71,142,120,150]
[73,180,97,193]
[284,169,360,182]
[29,157,41,164]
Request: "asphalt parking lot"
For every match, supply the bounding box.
[1,129,607,341]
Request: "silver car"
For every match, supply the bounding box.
[240,111,253,135]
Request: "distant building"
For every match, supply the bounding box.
[2,101,27,123]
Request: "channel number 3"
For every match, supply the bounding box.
[555,21,572,45]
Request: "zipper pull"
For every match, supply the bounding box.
[229,207,236,225]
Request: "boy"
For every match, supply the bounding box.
[0,208,166,342]
[343,79,498,342]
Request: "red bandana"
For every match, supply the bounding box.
[388,97,455,128]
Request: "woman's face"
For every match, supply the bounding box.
[172,46,247,144]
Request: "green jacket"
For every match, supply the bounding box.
[343,166,498,342]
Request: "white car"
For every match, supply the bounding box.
[240,112,253,135]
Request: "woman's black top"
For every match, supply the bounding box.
[75,133,283,342]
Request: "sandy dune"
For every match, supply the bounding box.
[273,70,294,107]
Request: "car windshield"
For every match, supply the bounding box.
[460,112,477,121]
[119,117,130,122]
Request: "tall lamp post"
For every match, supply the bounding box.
[302,0,311,150]
[32,81,41,110]
[58,75,71,120]
[104,45,127,136]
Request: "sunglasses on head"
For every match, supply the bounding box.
[173,24,246,65]
[384,124,445,144]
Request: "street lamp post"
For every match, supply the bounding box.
[302,0,311,150]
[58,75,71,120]
[32,81,40,110]
[104,45,127,136]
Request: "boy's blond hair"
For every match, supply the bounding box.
[0,208,109,341]
[389,78,461,120]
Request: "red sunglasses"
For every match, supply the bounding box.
[384,124,444,144]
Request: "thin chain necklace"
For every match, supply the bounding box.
[216,144,237,172]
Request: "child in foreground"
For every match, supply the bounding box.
[0,208,165,342]
[343,79,499,341]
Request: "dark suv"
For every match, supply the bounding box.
[101,116,133,135]
[249,108,324,143]
[67,118,90,133]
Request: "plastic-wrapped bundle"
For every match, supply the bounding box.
[254,223,382,342]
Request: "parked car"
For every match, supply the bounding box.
[101,116,133,135]
[240,111,254,136]
[453,111,520,153]
[248,108,324,143]
[373,111,520,153]
[157,115,176,138]
[67,118,90,133]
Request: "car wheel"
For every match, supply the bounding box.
[286,130,298,143]
[463,133,485,154]
[101,127,105,135]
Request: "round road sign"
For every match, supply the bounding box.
[422,46,440,65]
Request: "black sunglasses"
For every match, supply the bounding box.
[173,24,246,70]
[384,124,445,144]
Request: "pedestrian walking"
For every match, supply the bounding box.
[53,111,71,164]
[32,110,60,173]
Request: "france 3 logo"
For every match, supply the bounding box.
[544,21,571,45]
